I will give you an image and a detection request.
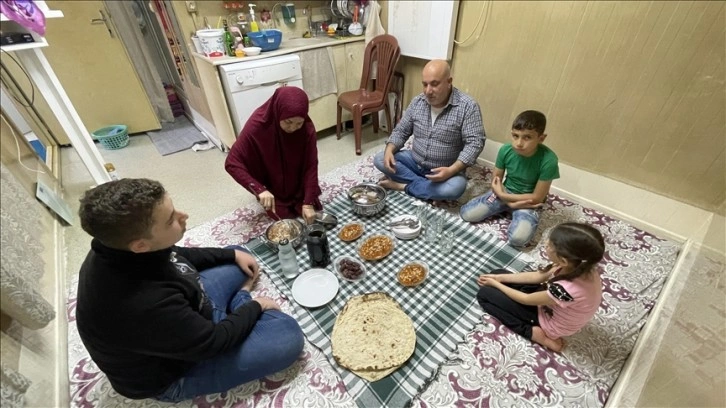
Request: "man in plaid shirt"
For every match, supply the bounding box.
[373,59,485,201]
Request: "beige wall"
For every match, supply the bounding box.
[2,55,68,146]
[391,1,725,215]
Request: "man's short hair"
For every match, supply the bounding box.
[512,110,547,135]
[79,178,166,248]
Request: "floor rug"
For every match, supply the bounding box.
[66,153,681,407]
[147,116,208,156]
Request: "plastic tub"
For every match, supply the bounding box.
[190,35,203,53]
[248,29,283,51]
[92,125,129,150]
[196,29,225,57]
[241,46,262,56]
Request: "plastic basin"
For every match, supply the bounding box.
[248,29,283,51]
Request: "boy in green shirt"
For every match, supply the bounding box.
[460,110,559,247]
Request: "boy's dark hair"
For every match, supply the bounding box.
[548,222,605,282]
[79,178,166,249]
[512,110,547,134]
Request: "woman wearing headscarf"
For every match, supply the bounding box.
[225,87,322,224]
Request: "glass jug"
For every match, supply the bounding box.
[306,224,331,267]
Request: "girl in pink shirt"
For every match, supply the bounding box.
[476,222,605,352]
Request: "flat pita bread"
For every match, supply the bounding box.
[350,365,398,382]
[331,292,416,378]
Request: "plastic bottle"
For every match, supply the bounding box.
[248,4,260,32]
[277,239,299,279]
[104,163,120,180]
[222,19,235,57]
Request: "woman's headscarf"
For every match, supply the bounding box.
[225,86,322,218]
[259,86,310,127]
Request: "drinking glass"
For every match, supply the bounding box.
[414,204,429,229]
[424,213,442,243]
[439,230,454,254]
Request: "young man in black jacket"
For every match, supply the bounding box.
[76,178,304,402]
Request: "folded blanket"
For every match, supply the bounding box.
[299,48,338,101]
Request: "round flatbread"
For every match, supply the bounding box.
[331,293,416,373]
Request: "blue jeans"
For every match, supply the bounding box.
[155,246,304,402]
[373,150,468,201]
[460,190,540,247]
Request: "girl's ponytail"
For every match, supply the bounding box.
[548,223,605,282]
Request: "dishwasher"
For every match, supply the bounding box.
[219,54,304,135]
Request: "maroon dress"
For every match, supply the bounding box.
[225,87,322,219]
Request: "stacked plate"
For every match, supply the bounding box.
[389,214,421,240]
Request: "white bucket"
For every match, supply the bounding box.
[196,29,225,57]
[190,35,203,54]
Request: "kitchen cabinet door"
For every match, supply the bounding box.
[344,42,366,92]
[331,45,347,96]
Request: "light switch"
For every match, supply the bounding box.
[185,1,197,13]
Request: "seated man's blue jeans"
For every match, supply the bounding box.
[155,246,304,402]
[460,190,540,247]
[373,150,468,201]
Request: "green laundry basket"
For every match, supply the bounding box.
[92,125,129,150]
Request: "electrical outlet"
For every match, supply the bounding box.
[185,1,197,13]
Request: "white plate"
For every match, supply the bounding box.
[390,214,421,240]
[393,230,421,240]
[291,269,339,308]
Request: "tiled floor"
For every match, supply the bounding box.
[635,248,725,407]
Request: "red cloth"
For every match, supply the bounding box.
[225,87,322,219]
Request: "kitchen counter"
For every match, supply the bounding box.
[192,35,364,66]
[191,34,366,151]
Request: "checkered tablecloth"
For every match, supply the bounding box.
[250,191,532,408]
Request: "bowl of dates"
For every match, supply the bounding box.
[334,256,367,282]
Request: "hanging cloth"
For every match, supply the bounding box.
[364,0,385,44]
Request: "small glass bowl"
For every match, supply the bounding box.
[397,261,429,287]
[333,255,367,282]
[338,222,365,242]
[357,230,396,261]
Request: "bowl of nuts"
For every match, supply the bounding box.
[357,231,396,261]
[338,222,365,242]
[397,262,428,287]
[334,255,367,282]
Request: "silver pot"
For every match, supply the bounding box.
[347,183,387,216]
[261,219,307,252]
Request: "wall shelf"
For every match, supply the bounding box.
[0,9,63,21]
[0,2,62,52]
[0,1,110,185]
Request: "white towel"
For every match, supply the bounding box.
[364,0,385,79]
[364,0,385,44]
[299,48,338,101]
